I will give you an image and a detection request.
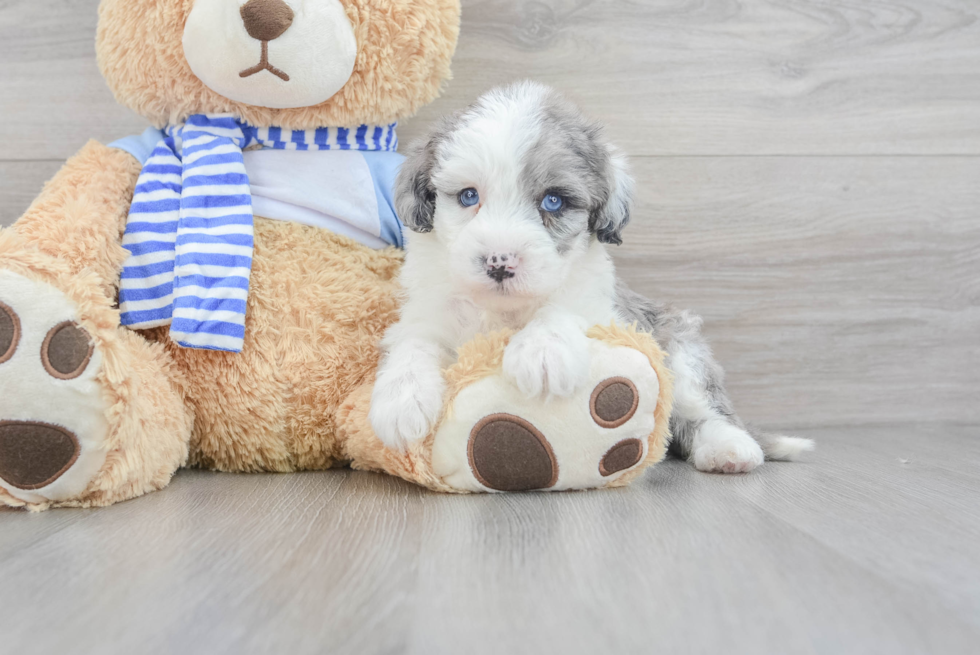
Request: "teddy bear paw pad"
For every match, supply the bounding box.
[468,413,558,491]
[0,270,109,505]
[599,438,644,476]
[590,376,639,428]
[0,421,80,490]
[432,338,664,492]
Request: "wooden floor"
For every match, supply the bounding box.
[2,425,979,654]
[2,0,979,652]
[2,0,978,427]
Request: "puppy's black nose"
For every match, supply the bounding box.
[485,252,518,283]
[487,266,515,283]
[241,0,294,42]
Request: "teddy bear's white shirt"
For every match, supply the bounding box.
[243,149,404,249]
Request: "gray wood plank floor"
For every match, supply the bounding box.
[2,426,979,654]
[2,1,978,652]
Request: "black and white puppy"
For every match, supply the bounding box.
[370,81,813,472]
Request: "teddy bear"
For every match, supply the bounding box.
[0,0,673,510]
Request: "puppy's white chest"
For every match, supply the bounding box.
[448,297,534,343]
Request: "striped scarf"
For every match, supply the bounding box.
[118,114,398,352]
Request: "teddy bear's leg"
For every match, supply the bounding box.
[0,142,194,509]
[429,333,671,492]
[336,378,457,493]
[337,327,674,494]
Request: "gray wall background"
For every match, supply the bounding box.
[2,0,977,429]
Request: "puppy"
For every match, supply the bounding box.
[370,81,813,472]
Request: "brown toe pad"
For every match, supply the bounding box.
[599,438,644,477]
[0,301,20,364]
[41,321,93,380]
[590,377,639,428]
[468,414,558,491]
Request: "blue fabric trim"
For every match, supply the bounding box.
[108,126,167,164]
[361,151,405,249]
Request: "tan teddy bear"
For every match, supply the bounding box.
[0,0,672,510]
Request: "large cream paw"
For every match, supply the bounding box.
[0,270,109,504]
[502,321,590,398]
[432,335,668,492]
[692,420,765,474]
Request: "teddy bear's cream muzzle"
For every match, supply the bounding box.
[182,0,357,109]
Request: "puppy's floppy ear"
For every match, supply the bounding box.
[395,121,452,234]
[590,144,635,246]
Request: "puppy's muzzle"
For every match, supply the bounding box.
[485,252,518,283]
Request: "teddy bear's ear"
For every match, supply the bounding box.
[395,118,457,234]
[590,144,635,246]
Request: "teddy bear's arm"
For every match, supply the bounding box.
[10,140,142,295]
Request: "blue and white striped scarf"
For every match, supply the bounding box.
[118,114,398,353]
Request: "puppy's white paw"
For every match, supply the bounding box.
[503,323,590,398]
[692,421,765,474]
[369,362,446,453]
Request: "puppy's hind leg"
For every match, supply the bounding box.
[614,283,814,473]
[668,341,814,473]
[667,342,762,473]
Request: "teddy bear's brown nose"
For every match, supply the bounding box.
[240,0,295,43]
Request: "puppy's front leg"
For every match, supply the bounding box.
[503,309,591,398]
[370,335,447,453]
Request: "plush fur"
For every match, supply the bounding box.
[156,218,403,474]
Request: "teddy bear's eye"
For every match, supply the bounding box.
[458,188,480,208]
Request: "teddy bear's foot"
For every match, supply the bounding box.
[0,270,112,504]
[0,266,192,509]
[431,337,667,492]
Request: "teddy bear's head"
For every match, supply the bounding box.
[96,0,460,128]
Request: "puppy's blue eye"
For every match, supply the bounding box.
[540,194,564,212]
[458,188,480,208]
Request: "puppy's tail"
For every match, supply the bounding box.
[751,429,816,461]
